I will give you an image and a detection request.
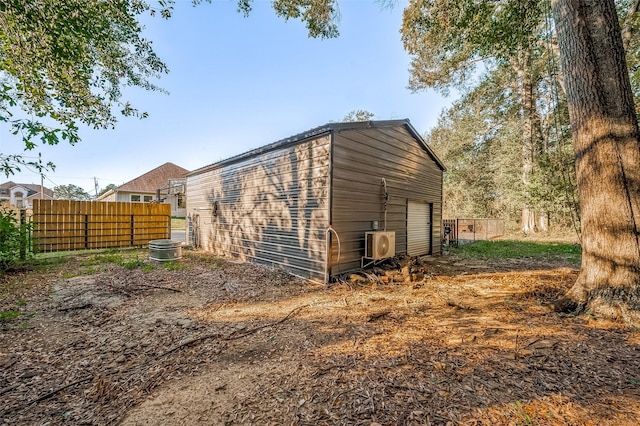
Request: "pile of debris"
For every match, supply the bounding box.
[342,255,432,285]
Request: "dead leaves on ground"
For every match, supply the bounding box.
[2,253,640,425]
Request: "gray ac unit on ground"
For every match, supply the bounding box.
[365,231,396,259]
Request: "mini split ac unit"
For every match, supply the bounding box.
[365,231,396,260]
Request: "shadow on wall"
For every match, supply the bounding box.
[203,137,330,276]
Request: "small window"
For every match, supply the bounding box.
[0,189,6,195]
[131,194,141,202]
[177,195,186,209]
[143,195,153,203]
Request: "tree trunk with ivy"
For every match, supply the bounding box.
[552,0,640,322]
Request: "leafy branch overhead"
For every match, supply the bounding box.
[401,0,545,93]
[235,0,340,39]
[0,0,170,174]
[0,0,343,177]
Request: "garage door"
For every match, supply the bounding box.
[407,200,432,256]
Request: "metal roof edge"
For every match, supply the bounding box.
[187,124,334,177]
[187,119,446,176]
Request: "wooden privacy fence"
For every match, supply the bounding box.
[32,200,171,253]
[442,218,505,244]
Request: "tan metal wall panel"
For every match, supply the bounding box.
[432,202,442,254]
[186,136,331,280]
[330,126,443,274]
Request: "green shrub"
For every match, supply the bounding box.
[0,206,32,273]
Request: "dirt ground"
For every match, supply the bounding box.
[1,249,640,425]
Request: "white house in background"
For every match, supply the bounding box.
[97,162,188,217]
[0,181,54,208]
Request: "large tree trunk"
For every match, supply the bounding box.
[516,50,544,234]
[513,50,547,234]
[552,0,640,322]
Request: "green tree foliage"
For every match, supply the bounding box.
[342,110,375,122]
[98,183,118,197]
[424,49,578,228]
[233,0,340,39]
[428,68,523,220]
[0,205,30,273]
[401,0,581,231]
[53,184,92,200]
[400,0,544,94]
[619,0,640,111]
[0,0,346,178]
[0,0,171,175]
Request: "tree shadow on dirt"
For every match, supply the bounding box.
[123,264,639,425]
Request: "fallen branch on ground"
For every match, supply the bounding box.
[58,303,93,312]
[158,304,310,358]
[135,283,182,293]
[1,375,95,416]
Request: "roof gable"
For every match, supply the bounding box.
[116,162,188,193]
[188,119,445,176]
[0,181,16,190]
[0,181,53,197]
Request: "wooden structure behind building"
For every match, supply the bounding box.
[187,120,445,282]
[32,200,170,253]
[442,218,505,244]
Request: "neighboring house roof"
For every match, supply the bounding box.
[0,181,53,198]
[98,162,188,199]
[188,119,446,177]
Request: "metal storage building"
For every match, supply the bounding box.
[186,119,445,282]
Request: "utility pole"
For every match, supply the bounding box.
[94,177,99,198]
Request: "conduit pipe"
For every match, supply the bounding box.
[381,177,389,231]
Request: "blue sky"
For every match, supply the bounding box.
[1,0,450,195]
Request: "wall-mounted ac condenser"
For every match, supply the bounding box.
[365,231,396,260]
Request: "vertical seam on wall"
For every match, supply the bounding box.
[329,131,334,226]
[328,131,335,276]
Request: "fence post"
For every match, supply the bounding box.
[19,209,27,260]
[130,215,135,246]
[84,214,89,249]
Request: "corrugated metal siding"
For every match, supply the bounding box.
[186,136,331,280]
[432,202,442,255]
[330,126,443,274]
[407,200,431,256]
